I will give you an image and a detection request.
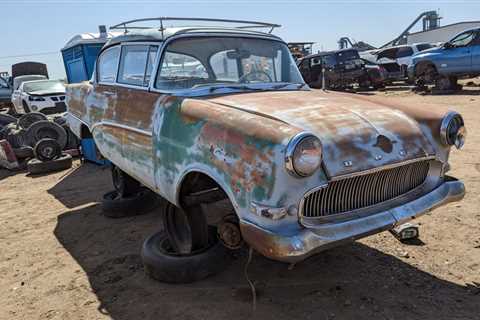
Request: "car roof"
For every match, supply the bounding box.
[105,26,282,47]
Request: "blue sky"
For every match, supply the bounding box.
[1,0,478,79]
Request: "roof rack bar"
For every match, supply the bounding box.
[110,17,281,34]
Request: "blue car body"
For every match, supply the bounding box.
[409,28,480,79]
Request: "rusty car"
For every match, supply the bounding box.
[66,17,466,283]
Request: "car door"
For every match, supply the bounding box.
[440,30,475,74]
[298,58,311,83]
[114,44,160,189]
[470,31,480,72]
[89,45,124,168]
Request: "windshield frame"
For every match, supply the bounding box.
[150,34,307,97]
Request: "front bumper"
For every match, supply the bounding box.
[240,178,465,263]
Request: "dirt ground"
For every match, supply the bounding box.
[1,85,479,320]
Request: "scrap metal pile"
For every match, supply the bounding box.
[0,111,79,174]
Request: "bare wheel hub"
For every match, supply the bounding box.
[217,221,242,249]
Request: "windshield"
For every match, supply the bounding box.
[23,80,65,93]
[155,37,304,91]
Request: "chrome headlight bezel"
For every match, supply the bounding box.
[285,132,322,177]
[440,111,466,149]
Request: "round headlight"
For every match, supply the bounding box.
[286,133,322,177]
[440,112,466,149]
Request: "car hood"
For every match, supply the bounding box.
[413,47,443,59]
[204,90,435,178]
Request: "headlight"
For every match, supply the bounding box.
[28,96,45,101]
[440,112,466,149]
[285,133,322,177]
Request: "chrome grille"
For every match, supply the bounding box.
[301,161,430,218]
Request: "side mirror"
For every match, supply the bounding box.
[443,42,453,49]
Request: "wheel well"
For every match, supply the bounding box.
[178,172,235,222]
[80,124,92,139]
[415,61,436,76]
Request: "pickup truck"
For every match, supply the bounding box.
[67,18,467,283]
[409,27,480,90]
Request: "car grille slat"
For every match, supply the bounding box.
[301,161,430,218]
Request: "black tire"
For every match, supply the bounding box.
[13,146,34,159]
[34,138,62,161]
[27,153,72,175]
[25,120,67,149]
[0,113,17,126]
[17,112,47,129]
[22,100,31,114]
[111,165,142,197]
[142,228,232,284]
[162,203,209,254]
[101,189,162,218]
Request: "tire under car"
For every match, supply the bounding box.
[141,227,233,284]
[101,189,163,218]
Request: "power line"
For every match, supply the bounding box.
[0,51,59,60]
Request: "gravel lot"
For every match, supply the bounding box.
[1,86,479,320]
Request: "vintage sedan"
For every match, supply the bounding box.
[67,18,466,281]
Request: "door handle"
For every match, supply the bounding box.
[103,91,116,97]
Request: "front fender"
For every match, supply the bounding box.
[152,96,326,224]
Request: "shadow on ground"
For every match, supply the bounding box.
[47,162,112,208]
[54,203,479,320]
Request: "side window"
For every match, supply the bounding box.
[322,55,336,67]
[118,45,149,86]
[310,57,322,67]
[297,59,309,72]
[450,31,475,47]
[144,46,159,86]
[98,46,120,83]
[396,47,414,58]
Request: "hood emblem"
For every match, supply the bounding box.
[373,135,394,153]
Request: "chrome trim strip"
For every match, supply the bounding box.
[330,156,436,181]
[91,121,152,137]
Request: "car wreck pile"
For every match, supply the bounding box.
[0,111,78,174]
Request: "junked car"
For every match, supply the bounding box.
[409,28,480,91]
[12,79,66,114]
[298,49,384,90]
[362,43,434,83]
[67,18,466,283]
